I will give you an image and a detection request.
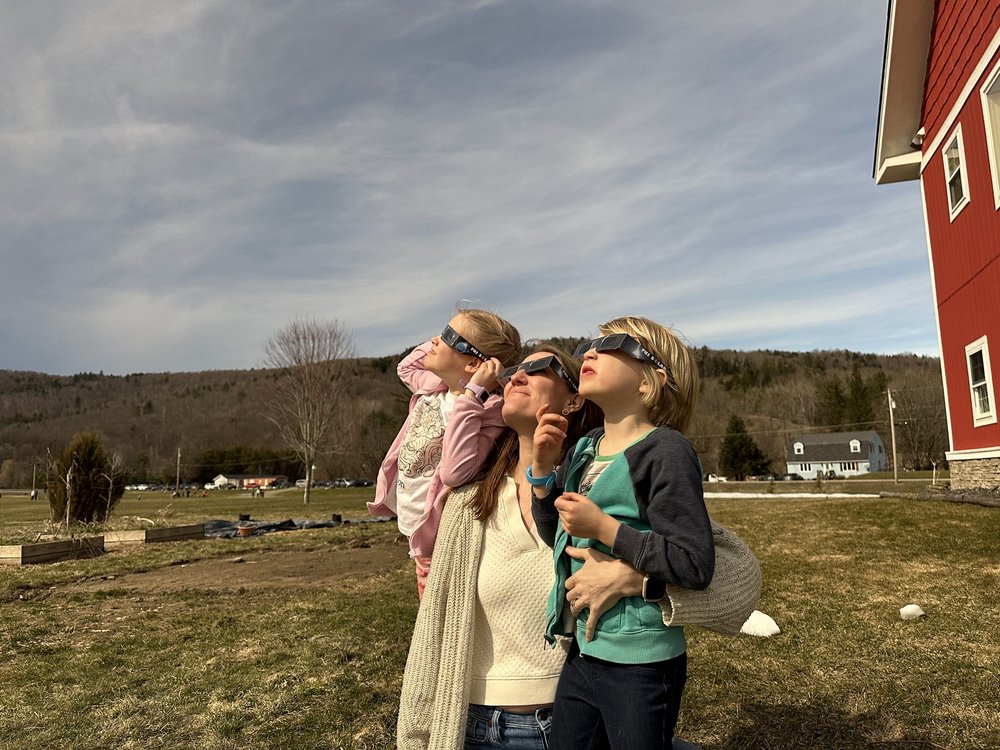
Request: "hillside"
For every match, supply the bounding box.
[0,347,947,487]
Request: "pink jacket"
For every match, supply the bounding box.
[366,341,507,558]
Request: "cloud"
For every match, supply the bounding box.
[0,0,937,374]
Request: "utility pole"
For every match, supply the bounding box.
[887,388,899,484]
[175,445,181,492]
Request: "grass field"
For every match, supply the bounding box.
[0,489,997,749]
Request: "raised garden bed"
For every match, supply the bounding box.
[104,523,205,548]
[0,536,105,566]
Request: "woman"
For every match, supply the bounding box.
[397,344,646,750]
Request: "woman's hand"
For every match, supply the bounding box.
[554,492,620,548]
[531,405,567,480]
[563,546,644,642]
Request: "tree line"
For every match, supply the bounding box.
[0,343,948,494]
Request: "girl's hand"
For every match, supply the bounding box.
[469,357,503,392]
[563,545,644,642]
[531,404,567,478]
[554,493,619,547]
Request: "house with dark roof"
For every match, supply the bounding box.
[210,474,288,489]
[785,431,888,480]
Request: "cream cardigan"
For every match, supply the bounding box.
[397,484,483,750]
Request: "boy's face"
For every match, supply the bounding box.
[577,347,648,408]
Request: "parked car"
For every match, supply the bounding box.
[349,479,373,487]
[333,478,351,488]
[782,473,804,481]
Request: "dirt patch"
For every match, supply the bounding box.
[77,535,410,594]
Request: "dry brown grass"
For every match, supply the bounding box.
[0,494,997,749]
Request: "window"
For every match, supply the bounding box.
[793,442,804,455]
[944,125,970,219]
[980,61,1000,209]
[966,336,997,426]
[849,439,861,453]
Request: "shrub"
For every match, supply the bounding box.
[47,432,126,524]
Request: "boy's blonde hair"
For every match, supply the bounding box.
[598,315,699,433]
[459,308,523,368]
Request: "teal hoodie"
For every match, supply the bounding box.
[533,427,715,664]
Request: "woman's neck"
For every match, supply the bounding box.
[516,431,535,477]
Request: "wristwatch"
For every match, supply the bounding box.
[642,575,666,603]
[459,380,490,404]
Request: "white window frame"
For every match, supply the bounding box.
[849,439,861,453]
[943,124,971,220]
[965,336,997,427]
[980,59,1000,210]
[793,442,804,455]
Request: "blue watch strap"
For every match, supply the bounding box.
[525,466,557,489]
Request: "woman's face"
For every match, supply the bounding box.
[501,351,574,428]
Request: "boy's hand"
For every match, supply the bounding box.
[555,493,620,547]
[531,405,567,480]
[469,357,503,392]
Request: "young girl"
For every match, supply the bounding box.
[367,308,522,596]
[530,315,715,749]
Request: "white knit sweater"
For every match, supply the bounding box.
[396,480,565,750]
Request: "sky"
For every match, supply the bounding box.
[0,1,935,376]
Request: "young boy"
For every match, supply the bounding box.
[530,315,715,749]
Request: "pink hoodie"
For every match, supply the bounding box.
[367,341,507,558]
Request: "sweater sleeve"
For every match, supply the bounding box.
[612,431,715,590]
[397,341,445,395]
[439,395,508,488]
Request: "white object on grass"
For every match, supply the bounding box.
[740,609,780,637]
[899,604,925,620]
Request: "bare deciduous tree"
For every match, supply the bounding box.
[264,318,356,505]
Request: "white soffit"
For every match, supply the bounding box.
[874,0,934,184]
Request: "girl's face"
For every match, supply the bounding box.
[425,313,480,384]
[501,351,575,428]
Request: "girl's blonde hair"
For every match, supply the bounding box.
[598,316,699,433]
[465,341,603,520]
[459,308,523,368]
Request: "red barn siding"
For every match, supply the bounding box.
[923,0,1000,146]
[921,41,1000,453]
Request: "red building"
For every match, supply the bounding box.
[875,0,1000,489]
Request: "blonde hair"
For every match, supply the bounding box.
[458,308,523,368]
[465,341,603,520]
[598,316,699,433]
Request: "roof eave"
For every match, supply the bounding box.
[873,0,934,184]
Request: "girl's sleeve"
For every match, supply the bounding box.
[612,432,715,590]
[438,395,507,488]
[397,341,445,394]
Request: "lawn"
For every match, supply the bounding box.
[0,491,997,749]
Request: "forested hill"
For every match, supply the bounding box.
[0,347,946,487]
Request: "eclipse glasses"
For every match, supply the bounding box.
[440,325,490,362]
[574,333,678,392]
[498,355,579,392]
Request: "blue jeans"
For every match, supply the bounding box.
[550,640,687,750]
[464,704,553,749]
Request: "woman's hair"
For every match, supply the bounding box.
[465,341,603,520]
[598,315,699,433]
[459,307,523,368]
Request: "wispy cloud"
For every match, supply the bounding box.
[0,1,934,374]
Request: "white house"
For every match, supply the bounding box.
[786,431,887,479]
[210,474,288,489]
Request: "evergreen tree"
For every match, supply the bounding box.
[47,432,126,524]
[844,364,875,429]
[718,415,771,480]
[815,378,846,427]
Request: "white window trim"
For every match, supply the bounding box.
[849,439,861,453]
[944,124,971,221]
[965,335,998,427]
[980,59,1000,210]
[793,442,804,455]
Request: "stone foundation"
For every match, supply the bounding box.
[949,456,1000,490]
